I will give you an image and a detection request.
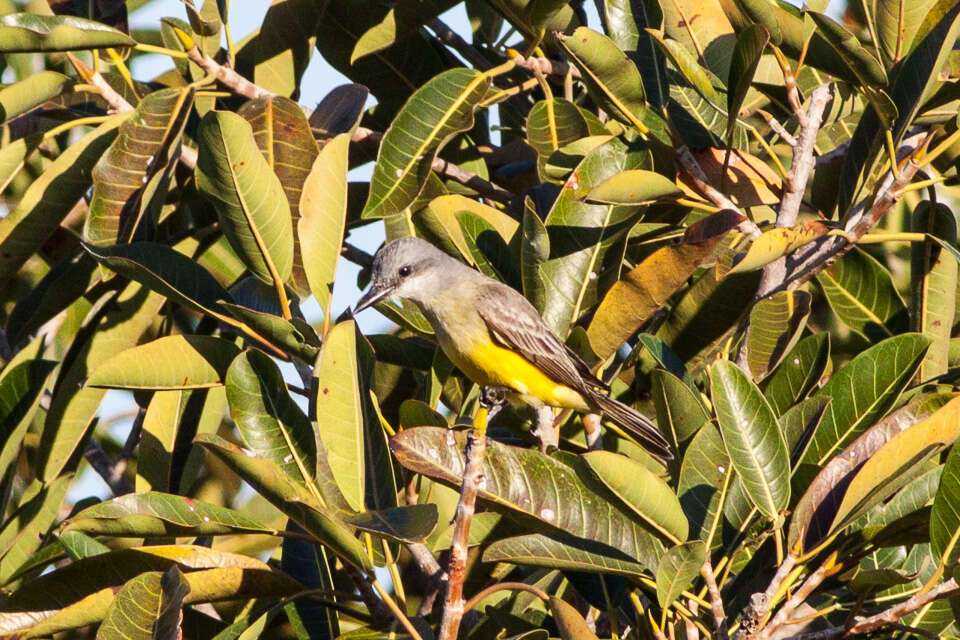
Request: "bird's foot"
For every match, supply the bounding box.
[478,385,510,423]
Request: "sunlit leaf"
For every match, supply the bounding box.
[97,567,189,640]
[711,360,790,518]
[197,110,294,286]
[391,427,666,569]
[361,67,490,218]
[85,87,194,246]
[745,290,812,382]
[86,335,239,390]
[0,12,134,51]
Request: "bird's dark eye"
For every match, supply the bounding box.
[398,265,411,278]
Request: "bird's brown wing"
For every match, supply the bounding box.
[475,283,607,392]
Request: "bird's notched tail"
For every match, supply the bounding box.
[591,393,672,461]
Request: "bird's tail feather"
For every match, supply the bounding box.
[591,393,672,460]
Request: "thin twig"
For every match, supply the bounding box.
[769,134,927,296]
[463,581,550,613]
[781,578,959,639]
[675,145,761,239]
[84,440,134,496]
[432,157,513,204]
[758,109,798,147]
[511,54,581,79]
[439,390,505,640]
[762,555,837,639]
[185,45,272,101]
[438,428,489,640]
[427,18,492,70]
[345,565,394,624]
[701,560,730,640]
[109,406,146,485]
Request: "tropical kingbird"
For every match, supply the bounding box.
[354,237,671,460]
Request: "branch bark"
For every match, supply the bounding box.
[437,425,490,639]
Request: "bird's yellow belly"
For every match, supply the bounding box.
[443,338,590,411]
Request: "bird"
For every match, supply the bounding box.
[354,236,672,460]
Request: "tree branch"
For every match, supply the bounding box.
[781,578,959,640]
[701,560,730,640]
[437,427,489,640]
[675,145,761,239]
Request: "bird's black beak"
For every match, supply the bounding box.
[354,283,393,314]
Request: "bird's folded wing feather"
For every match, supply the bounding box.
[476,284,607,392]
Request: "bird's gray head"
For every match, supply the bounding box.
[354,237,463,313]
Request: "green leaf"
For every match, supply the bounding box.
[361,67,490,218]
[837,0,960,215]
[711,360,790,518]
[58,531,109,560]
[85,87,194,246]
[0,115,124,283]
[391,427,666,570]
[763,333,831,416]
[197,110,294,285]
[549,596,601,640]
[219,302,321,361]
[932,435,960,567]
[417,194,520,267]
[1,546,298,638]
[239,96,319,297]
[876,0,939,61]
[83,242,232,320]
[345,505,438,543]
[780,396,831,467]
[585,169,682,205]
[0,71,73,123]
[0,358,57,476]
[97,567,189,640]
[299,132,349,322]
[659,0,734,76]
[539,137,652,336]
[526,98,593,178]
[0,475,72,585]
[746,290,812,382]
[483,533,649,577]
[86,335,239,390]
[65,492,272,537]
[803,333,931,466]
[226,349,319,493]
[313,320,365,513]
[651,369,711,449]
[0,13,134,52]
[582,451,688,544]
[39,285,164,482]
[808,12,887,87]
[558,27,665,137]
[196,434,369,570]
[655,541,706,608]
[647,29,721,106]
[726,24,769,146]
[911,201,957,381]
[817,248,909,341]
[234,0,318,98]
[733,0,781,44]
